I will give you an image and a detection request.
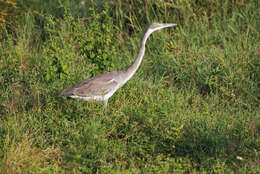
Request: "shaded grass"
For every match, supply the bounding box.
[0,0,259,173]
[0,115,62,173]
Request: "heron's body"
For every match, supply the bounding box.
[60,71,126,106]
[59,23,177,107]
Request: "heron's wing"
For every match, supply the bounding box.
[60,71,121,97]
[74,78,118,97]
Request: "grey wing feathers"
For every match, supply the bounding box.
[74,79,118,96]
[59,71,121,97]
[58,78,93,97]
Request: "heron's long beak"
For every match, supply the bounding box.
[162,23,177,28]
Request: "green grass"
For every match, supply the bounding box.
[0,0,259,173]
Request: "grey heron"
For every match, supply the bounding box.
[59,23,177,107]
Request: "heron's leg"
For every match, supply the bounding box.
[103,99,108,108]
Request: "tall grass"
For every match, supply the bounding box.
[0,0,259,173]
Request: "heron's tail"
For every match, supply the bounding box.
[59,87,74,97]
[58,91,65,97]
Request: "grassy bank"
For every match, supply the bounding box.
[0,0,259,173]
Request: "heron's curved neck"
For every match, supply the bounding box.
[125,31,151,81]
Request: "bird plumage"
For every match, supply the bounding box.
[59,71,125,105]
[59,23,177,107]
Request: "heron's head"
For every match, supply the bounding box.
[147,22,177,34]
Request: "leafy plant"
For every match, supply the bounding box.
[40,4,116,83]
[79,6,116,76]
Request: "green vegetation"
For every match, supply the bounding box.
[0,0,259,173]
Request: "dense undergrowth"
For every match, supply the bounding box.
[0,0,259,173]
